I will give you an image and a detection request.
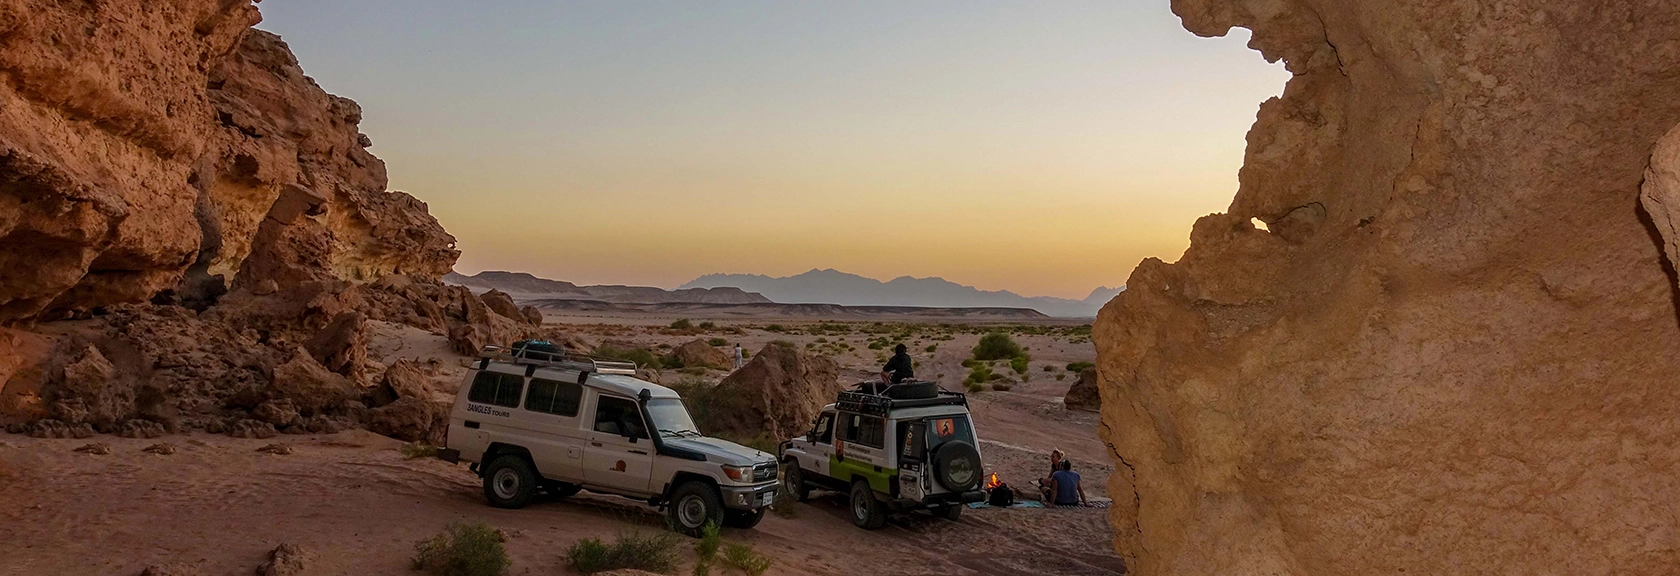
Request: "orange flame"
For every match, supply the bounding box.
[984,472,1002,490]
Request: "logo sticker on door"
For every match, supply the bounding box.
[935,419,955,437]
[613,460,626,472]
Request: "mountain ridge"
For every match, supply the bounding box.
[681,268,1122,317]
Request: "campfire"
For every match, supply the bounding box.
[984,472,1003,490]
[984,471,1014,506]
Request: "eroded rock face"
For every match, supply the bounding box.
[672,339,731,370]
[703,343,841,441]
[1062,367,1099,412]
[0,2,457,324]
[1094,1,1680,574]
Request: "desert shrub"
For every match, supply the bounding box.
[564,530,680,575]
[671,319,694,330]
[1066,361,1095,373]
[1056,373,1066,381]
[925,344,937,353]
[987,372,1006,381]
[696,522,721,561]
[1009,356,1030,375]
[721,543,772,576]
[972,333,1024,361]
[764,324,786,333]
[412,522,509,576]
[400,442,438,459]
[867,341,884,350]
[966,382,984,393]
[1042,364,1054,372]
[680,367,708,376]
[698,321,716,330]
[991,382,1012,391]
[960,358,977,368]
[657,343,672,349]
[965,364,993,385]
[770,340,796,349]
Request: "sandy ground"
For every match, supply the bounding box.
[0,317,1120,576]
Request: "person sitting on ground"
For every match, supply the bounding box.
[880,343,914,384]
[1049,459,1087,507]
[1040,448,1065,501]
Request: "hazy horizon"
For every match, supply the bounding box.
[258,1,1288,300]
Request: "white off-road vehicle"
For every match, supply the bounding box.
[778,382,985,529]
[438,342,778,536]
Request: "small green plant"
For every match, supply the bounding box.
[564,530,680,575]
[412,522,509,576]
[1042,364,1054,372]
[991,382,1012,391]
[400,442,438,459]
[1010,356,1030,375]
[965,363,993,385]
[696,522,721,562]
[972,332,1024,361]
[671,319,694,330]
[966,382,984,393]
[721,543,772,576]
[708,337,728,346]
[1056,373,1066,381]
[763,324,786,333]
[698,321,716,330]
[1066,361,1095,373]
[925,344,937,353]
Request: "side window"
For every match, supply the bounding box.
[467,371,524,408]
[593,396,648,439]
[524,378,583,417]
[813,414,834,444]
[857,416,884,449]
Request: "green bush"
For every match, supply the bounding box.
[1009,356,1030,375]
[721,543,772,576]
[925,344,937,353]
[698,321,716,330]
[671,319,694,330]
[1042,364,1054,372]
[965,363,993,385]
[966,381,984,393]
[867,341,884,350]
[412,522,509,576]
[696,522,721,562]
[564,530,680,575]
[707,337,728,346]
[991,382,1012,391]
[400,442,438,459]
[1066,361,1095,373]
[1056,373,1066,381]
[960,358,977,368]
[972,333,1024,361]
[764,324,786,333]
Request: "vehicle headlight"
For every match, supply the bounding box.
[721,465,752,482]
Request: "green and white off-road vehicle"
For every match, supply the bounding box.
[777,382,985,529]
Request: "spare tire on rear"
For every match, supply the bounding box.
[883,381,938,400]
[930,440,981,493]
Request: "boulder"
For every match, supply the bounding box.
[270,349,356,414]
[1095,2,1680,575]
[367,397,446,444]
[479,289,523,321]
[703,343,842,440]
[255,543,310,576]
[671,339,731,370]
[303,312,368,383]
[1062,367,1099,412]
[519,305,545,326]
[252,399,302,427]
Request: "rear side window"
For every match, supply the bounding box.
[524,378,583,417]
[467,371,525,408]
[839,413,885,449]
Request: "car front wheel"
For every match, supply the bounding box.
[667,481,725,537]
[849,480,887,530]
[782,461,809,502]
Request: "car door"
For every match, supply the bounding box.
[582,394,655,495]
[517,374,587,482]
[800,411,835,479]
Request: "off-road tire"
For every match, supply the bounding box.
[931,440,982,493]
[543,480,582,499]
[667,481,725,537]
[935,503,963,521]
[482,455,538,509]
[723,507,766,529]
[782,461,809,502]
[850,480,887,530]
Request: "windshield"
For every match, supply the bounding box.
[646,398,701,437]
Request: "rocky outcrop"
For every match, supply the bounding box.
[671,339,731,370]
[701,343,841,440]
[0,1,457,325]
[1093,2,1680,575]
[1062,367,1099,412]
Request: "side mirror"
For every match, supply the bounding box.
[805,432,815,443]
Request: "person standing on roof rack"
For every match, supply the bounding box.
[880,343,914,384]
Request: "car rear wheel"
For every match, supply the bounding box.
[723,507,766,529]
[850,480,887,530]
[781,461,809,502]
[543,480,582,499]
[482,455,538,509]
[667,481,725,537]
[935,503,963,521]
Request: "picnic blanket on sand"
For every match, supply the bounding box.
[967,500,1113,510]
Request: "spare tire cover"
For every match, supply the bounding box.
[931,440,982,493]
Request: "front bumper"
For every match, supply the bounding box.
[720,482,778,510]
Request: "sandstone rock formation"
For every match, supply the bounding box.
[1093,2,1680,575]
[700,342,840,441]
[0,1,457,325]
[1062,367,1099,412]
[671,339,731,370]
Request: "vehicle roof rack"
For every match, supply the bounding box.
[836,384,967,417]
[478,344,639,376]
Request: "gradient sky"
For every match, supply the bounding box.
[257,1,1287,300]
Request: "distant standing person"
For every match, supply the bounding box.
[733,343,744,370]
[880,343,914,384]
[1049,459,1087,507]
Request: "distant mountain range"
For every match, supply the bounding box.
[681,269,1122,318]
[444,271,772,305]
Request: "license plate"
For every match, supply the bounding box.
[758,490,776,507]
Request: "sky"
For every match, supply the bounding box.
[257,1,1287,300]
